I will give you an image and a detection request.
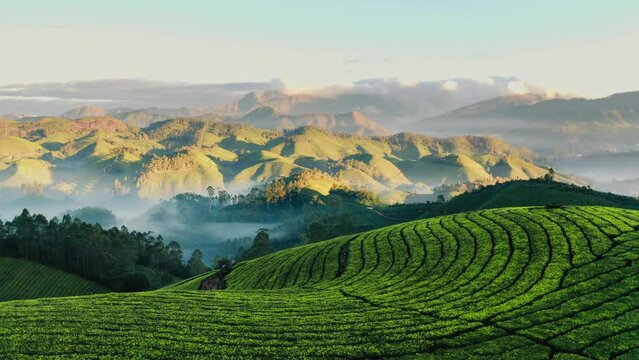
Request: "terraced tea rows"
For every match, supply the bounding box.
[1,206,638,359]
[0,257,109,301]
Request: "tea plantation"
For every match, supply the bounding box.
[0,257,109,301]
[1,206,638,359]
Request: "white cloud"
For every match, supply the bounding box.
[441,80,459,92]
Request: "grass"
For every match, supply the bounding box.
[0,257,110,302]
[0,136,45,159]
[0,158,52,187]
[1,206,638,358]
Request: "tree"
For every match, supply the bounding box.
[238,228,272,261]
[213,256,233,275]
[307,221,325,243]
[120,272,150,292]
[437,194,446,203]
[186,249,209,277]
[252,229,271,255]
[217,190,231,206]
[166,241,185,276]
[544,168,556,182]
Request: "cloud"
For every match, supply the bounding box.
[0,95,113,103]
[0,77,554,124]
[0,79,274,116]
[296,76,550,124]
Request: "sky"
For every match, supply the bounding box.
[1,0,639,97]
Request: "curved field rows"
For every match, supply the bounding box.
[0,257,110,301]
[1,206,639,359]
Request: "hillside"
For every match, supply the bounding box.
[1,206,638,358]
[433,180,639,216]
[0,257,109,301]
[0,117,553,200]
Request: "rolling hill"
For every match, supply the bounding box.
[1,206,638,358]
[0,117,556,201]
[0,257,109,301]
[432,180,639,216]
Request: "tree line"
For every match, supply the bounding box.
[0,209,209,292]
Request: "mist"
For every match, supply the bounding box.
[0,190,281,263]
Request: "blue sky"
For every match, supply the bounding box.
[2,0,639,96]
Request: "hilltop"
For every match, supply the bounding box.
[1,206,638,358]
[61,105,108,119]
[431,179,639,216]
[239,107,391,136]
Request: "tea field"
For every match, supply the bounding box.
[1,206,638,359]
[0,257,109,302]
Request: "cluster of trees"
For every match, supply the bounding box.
[327,186,381,207]
[0,209,209,291]
[206,186,265,208]
[138,151,197,186]
[144,152,197,172]
[236,228,272,261]
[65,207,118,228]
[264,169,334,204]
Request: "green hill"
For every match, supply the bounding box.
[435,180,639,215]
[0,116,566,202]
[1,206,638,358]
[0,257,109,301]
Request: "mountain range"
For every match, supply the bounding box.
[418,91,639,157]
[0,116,557,203]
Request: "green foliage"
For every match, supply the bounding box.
[0,209,188,291]
[65,207,118,227]
[186,249,210,277]
[237,228,272,261]
[543,167,556,182]
[1,206,638,358]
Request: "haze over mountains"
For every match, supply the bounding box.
[3,78,639,198]
[0,114,556,208]
[0,77,537,123]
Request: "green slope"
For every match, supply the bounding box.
[0,257,110,301]
[436,180,639,215]
[1,206,639,358]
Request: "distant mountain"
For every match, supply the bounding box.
[111,110,169,128]
[61,105,107,119]
[221,90,318,115]
[215,89,424,127]
[438,93,550,118]
[417,91,639,157]
[427,91,639,122]
[495,91,639,123]
[0,117,556,201]
[238,107,391,136]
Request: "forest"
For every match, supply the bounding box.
[0,209,208,291]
